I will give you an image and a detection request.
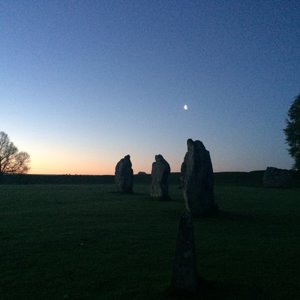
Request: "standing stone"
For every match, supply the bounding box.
[181,139,217,216]
[263,167,292,188]
[150,154,171,199]
[115,155,133,193]
[170,212,199,294]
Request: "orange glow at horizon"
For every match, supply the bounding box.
[29,163,226,175]
[26,143,227,176]
[27,149,118,175]
[29,159,115,175]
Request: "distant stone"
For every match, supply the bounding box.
[181,139,218,216]
[137,171,147,176]
[170,212,199,294]
[263,167,292,188]
[151,154,171,199]
[115,155,134,193]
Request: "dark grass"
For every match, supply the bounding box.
[1,183,300,299]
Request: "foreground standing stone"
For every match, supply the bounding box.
[150,154,171,199]
[115,155,134,193]
[263,167,292,188]
[170,212,199,294]
[181,139,218,216]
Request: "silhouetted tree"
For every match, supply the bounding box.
[284,94,300,170]
[0,131,30,178]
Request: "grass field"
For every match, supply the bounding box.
[1,183,300,299]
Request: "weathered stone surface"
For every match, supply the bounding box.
[181,139,217,216]
[263,167,292,188]
[151,154,171,199]
[115,155,133,193]
[170,212,199,294]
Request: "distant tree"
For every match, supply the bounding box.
[284,94,300,170]
[0,131,30,177]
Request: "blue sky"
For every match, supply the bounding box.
[1,0,299,174]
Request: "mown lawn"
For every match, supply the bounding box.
[0,184,300,299]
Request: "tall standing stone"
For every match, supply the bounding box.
[115,155,134,193]
[170,212,199,294]
[181,139,217,216]
[150,154,171,199]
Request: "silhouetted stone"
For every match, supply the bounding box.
[170,212,199,294]
[115,155,133,193]
[263,167,292,188]
[151,154,171,199]
[181,139,218,216]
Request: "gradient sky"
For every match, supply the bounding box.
[1,0,299,175]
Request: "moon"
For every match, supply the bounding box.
[183,104,188,111]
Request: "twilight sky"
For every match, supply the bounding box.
[1,0,299,175]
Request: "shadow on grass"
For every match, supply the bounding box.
[165,278,266,300]
[109,191,146,196]
[109,191,177,202]
[201,209,257,223]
